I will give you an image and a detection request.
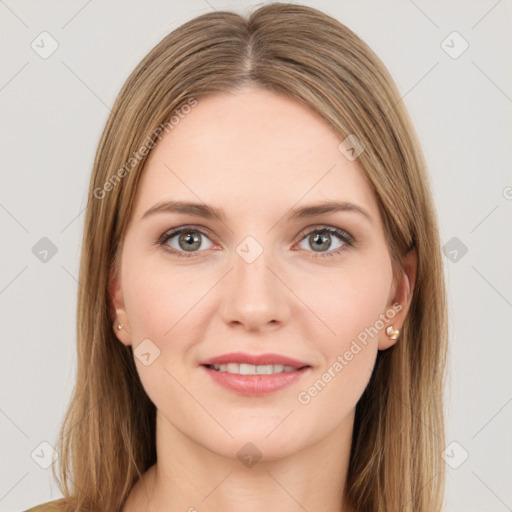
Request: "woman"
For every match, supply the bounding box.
[25,3,447,511]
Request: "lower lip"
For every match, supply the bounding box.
[201,365,310,396]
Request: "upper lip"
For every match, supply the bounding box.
[200,352,310,368]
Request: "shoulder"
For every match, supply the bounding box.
[22,498,65,512]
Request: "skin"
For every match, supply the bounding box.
[110,86,416,512]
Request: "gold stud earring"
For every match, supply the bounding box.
[386,325,400,340]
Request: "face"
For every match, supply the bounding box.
[110,87,415,461]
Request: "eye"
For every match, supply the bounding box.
[157,225,354,259]
[296,226,353,258]
[157,226,214,257]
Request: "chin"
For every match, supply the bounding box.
[205,421,313,463]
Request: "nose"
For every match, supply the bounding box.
[218,245,290,332]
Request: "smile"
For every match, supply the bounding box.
[205,363,299,374]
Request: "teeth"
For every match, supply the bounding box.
[209,363,298,374]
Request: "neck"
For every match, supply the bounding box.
[125,409,356,512]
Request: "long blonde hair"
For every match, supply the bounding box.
[53,4,448,511]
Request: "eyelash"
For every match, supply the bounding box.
[156,225,354,259]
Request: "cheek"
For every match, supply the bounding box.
[122,256,214,397]
[122,260,203,405]
[294,253,392,398]
[298,255,393,349]
[294,268,390,429]
[124,256,203,341]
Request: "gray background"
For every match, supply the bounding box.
[1,1,511,511]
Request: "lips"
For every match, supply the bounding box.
[199,352,311,396]
[200,352,310,369]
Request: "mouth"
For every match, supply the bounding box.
[203,363,309,374]
[199,353,312,396]
[199,351,311,369]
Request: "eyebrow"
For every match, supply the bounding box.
[141,199,373,224]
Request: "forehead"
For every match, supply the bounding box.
[131,88,379,222]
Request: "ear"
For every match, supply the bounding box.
[378,247,417,350]
[109,268,133,346]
